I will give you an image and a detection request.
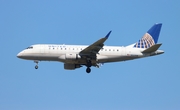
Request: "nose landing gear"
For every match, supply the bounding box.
[34,61,39,69]
[35,65,38,69]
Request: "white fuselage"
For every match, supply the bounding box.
[17,44,163,64]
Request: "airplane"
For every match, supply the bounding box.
[17,23,164,73]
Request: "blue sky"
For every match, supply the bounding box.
[0,0,180,110]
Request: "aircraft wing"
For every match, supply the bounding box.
[79,31,111,57]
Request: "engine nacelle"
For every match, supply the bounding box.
[64,63,82,70]
[65,53,81,60]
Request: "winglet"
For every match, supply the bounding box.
[105,31,112,39]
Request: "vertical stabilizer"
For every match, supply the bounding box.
[133,23,162,48]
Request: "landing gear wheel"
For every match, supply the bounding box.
[86,67,91,73]
[34,60,39,69]
[35,65,38,69]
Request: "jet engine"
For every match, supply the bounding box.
[64,63,82,70]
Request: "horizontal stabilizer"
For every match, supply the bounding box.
[142,44,162,53]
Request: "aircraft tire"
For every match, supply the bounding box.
[86,67,91,73]
[35,65,38,69]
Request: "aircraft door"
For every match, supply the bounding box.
[121,47,126,56]
[40,45,45,54]
[125,48,131,56]
[44,45,50,54]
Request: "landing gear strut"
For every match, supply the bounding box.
[86,60,92,73]
[87,60,92,67]
[34,61,39,69]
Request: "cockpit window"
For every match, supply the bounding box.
[26,46,33,49]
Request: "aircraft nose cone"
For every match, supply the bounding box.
[17,52,23,58]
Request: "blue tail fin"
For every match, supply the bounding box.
[133,23,162,48]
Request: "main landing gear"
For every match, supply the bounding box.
[86,60,92,73]
[34,61,39,69]
[86,67,91,73]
